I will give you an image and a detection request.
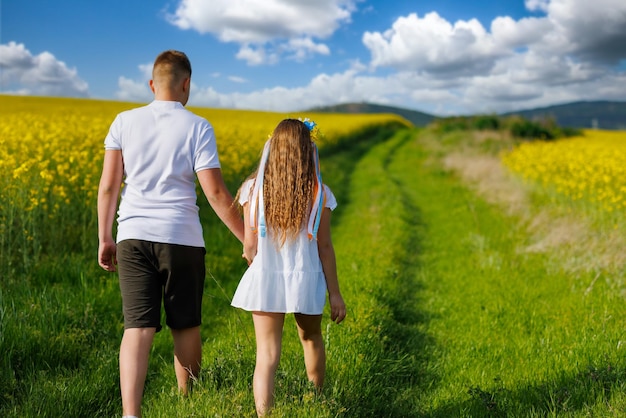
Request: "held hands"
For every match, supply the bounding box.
[242,248,256,266]
[329,293,346,324]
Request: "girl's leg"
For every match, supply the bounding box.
[119,327,156,418]
[171,326,202,395]
[252,312,285,416]
[294,314,325,390]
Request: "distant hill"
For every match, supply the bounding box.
[307,102,436,127]
[308,100,626,130]
[501,101,626,130]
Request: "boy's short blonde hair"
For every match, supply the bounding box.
[152,50,192,88]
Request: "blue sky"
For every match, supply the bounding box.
[1,0,625,115]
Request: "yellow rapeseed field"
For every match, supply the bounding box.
[0,95,408,271]
[502,129,626,213]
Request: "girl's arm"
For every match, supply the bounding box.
[241,202,257,265]
[317,208,346,324]
[97,149,124,271]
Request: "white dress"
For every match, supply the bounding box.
[231,179,337,314]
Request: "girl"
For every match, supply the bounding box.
[231,118,346,416]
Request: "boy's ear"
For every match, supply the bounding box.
[149,79,156,94]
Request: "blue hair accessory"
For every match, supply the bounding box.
[303,119,316,131]
[299,117,320,142]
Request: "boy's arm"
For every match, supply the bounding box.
[196,168,245,244]
[317,208,346,324]
[97,150,124,271]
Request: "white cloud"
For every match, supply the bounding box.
[0,42,88,97]
[499,52,603,86]
[363,12,509,77]
[228,76,248,83]
[285,38,331,61]
[490,16,552,49]
[0,41,33,68]
[525,0,550,12]
[138,63,153,80]
[356,0,626,114]
[189,85,234,109]
[166,0,356,64]
[362,0,626,74]
[182,68,406,112]
[233,37,330,65]
[114,62,153,102]
[235,45,278,66]
[115,76,152,103]
[541,0,626,64]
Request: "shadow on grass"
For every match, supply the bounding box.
[426,361,626,417]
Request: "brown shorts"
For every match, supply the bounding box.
[116,239,206,332]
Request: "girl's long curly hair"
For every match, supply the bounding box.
[250,119,317,247]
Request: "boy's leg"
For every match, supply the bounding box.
[171,326,202,394]
[157,243,205,394]
[120,327,157,418]
[116,240,162,417]
[294,314,325,390]
[252,312,285,416]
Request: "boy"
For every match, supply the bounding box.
[97,50,244,418]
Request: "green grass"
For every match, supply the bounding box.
[385,130,626,416]
[2,125,626,417]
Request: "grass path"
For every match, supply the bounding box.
[362,128,626,417]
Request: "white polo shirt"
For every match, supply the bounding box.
[104,100,220,247]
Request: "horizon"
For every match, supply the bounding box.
[2,92,625,120]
